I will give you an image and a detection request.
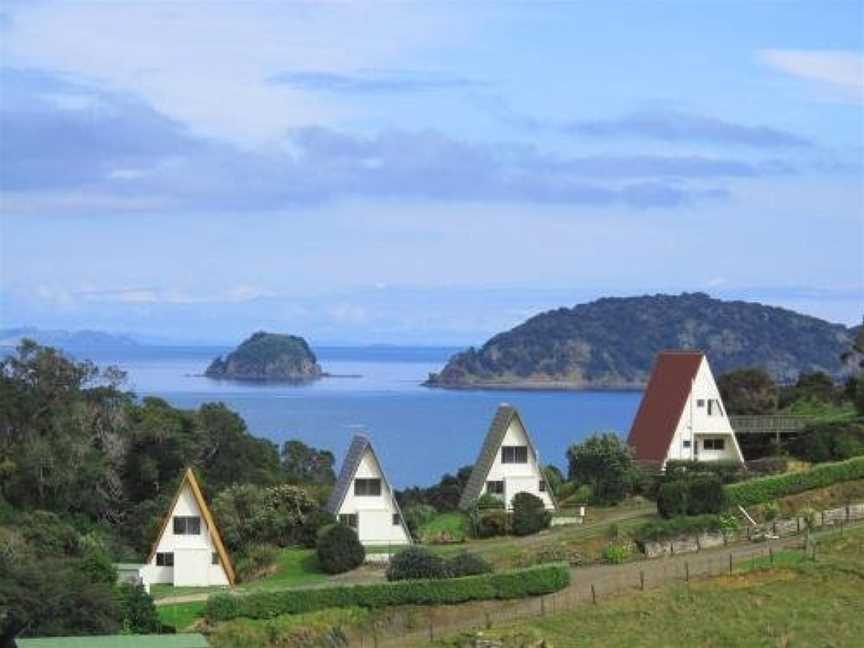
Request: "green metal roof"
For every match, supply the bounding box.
[17,634,208,648]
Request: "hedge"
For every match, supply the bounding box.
[205,563,570,621]
[634,514,727,543]
[724,455,864,507]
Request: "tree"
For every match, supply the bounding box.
[566,433,634,504]
[116,583,161,633]
[717,368,778,415]
[280,440,336,485]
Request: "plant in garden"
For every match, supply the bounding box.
[474,510,508,538]
[511,492,550,536]
[386,546,451,581]
[447,551,493,577]
[567,432,635,504]
[299,511,336,549]
[601,540,634,564]
[316,524,365,574]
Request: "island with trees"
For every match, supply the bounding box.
[205,331,324,382]
[426,292,856,390]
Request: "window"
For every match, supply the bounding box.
[703,438,725,451]
[486,480,504,495]
[502,446,528,464]
[539,479,547,492]
[156,552,174,567]
[392,513,401,526]
[707,399,725,417]
[354,478,382,496]
[212,552,219,565]
[338,513,358,529]
[683,439,691,448]
[696,399,705,408]
[173,516,201,535]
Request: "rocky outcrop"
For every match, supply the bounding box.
[205,331,323,382]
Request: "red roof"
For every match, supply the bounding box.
[627,351,704,464]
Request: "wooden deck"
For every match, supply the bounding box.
[730,415,812,440]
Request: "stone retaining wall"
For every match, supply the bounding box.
[641,501,864,559]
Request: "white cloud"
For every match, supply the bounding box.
[2,2,470,147]
[759,49,864,103]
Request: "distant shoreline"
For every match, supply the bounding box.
[423,380,645,392]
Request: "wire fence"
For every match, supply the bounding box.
[356,536,824,647]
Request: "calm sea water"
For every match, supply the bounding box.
[58,346,642,488]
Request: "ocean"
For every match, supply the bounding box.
[47,345,643,488]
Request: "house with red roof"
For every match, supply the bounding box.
[627,351,744,469]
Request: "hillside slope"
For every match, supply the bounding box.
[425,293,853,390]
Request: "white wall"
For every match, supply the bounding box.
[337,448,410,546]
[665,358,745,466]
[141,484,230,587]
[481,417,556,510]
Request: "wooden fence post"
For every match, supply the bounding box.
[640,570,645,591]
[729,553,733,575]
[485,611,491,629]
[769,547,774,565]
[685,561,690,582]
[591,584,597,605]
[541,596,546,616]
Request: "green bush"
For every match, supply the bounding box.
[634,515,727,543]
[657,481,689,518]
[402,504,438,539]
[235,544,279,582]
[386,546,450,581]
[299,511,337,549]
[205,564,570,621]
[788,422,864,464]
[447,551,493,577]
[116,582,161,633]
[511,492,550,537]
[725,455,864,507]
[601,540,634,564]
[475,510,507,538]
[687,474,726,515]
[476,493,505,510]
[316,524,365,574]
[664,460,746,484]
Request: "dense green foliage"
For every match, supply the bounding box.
[664,460,746,484]
[717,368,778,414]
[402,503,438,539]
[447,551,493,577]
[116,583,161,634]
[205,331,322,381]
[281,440,336,486]
[657,469,727,518]
[566,433,635,504]
[316,524,365,574]
[601,540,634,564]
[205,563,570,621]
[788,422,864,463]
[212,483,317,552]
[386,546,451,581]
[474,510,508,538]
[725,456,864,507]
[299,510,337,548]
[510,492,550,536]
[427,293,853,387]
[634,514,736,542]
[397,465,473,512]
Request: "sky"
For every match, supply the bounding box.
[1,1,862,345]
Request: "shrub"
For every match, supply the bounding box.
[634,515,726,543]
[205,564,570,621]
[788,422,864,464]
[558,483,592,507]
[475,510,508,538]
[511,492,550,537]
[316,524,365,574]
[724,455,864,507]
[657,480,689,518]
[116,582,161,633]
[686,474,726,515]
[386,546,450,581]
[477,493,505,510]
[664,460,746,484]
[567,433,635,504]
[746,456,789,476]
[513,545,585,568]
[235,544,279,582]
[601,540,634,564]
[402,504,438,539]
[447,551,493,577]
[299,511,337,549]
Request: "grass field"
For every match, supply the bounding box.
[419,511,469,543]
[420,526,864,647]
[157,601,206,631]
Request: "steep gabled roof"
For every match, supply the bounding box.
[325,434,412,541]
[627,351,704,464]
[147,467,236,585]
[459,404,557,510]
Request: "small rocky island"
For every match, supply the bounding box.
[205,331,324,382]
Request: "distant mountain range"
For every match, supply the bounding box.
[425,293,857,390]
[0,327,140,349]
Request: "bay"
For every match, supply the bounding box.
[65,345,643,488]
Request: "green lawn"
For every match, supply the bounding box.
[421,527,864,647]
[419,512,469,543]
[157,601,205,631]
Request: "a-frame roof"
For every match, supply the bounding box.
[626,351,704,464]
[325,434,412,541]
[147,467,236,585]
[458,404,557,510]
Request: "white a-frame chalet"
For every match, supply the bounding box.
[325,435,411,546]
[142,468,235,588]
[627,351,745,469]
[459,404,557,511]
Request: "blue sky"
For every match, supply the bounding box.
[0,1,862,344]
